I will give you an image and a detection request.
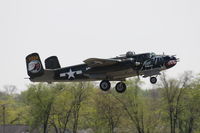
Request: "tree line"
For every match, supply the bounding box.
[0,72,200,133]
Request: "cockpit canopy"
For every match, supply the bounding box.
[149,52,156,58]
[118,52,157,62]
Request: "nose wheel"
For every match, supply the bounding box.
[150,77,157,84]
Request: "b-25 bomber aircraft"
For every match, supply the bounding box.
[26,52,178,93]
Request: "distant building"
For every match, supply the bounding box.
[0,125,38,133]
[0,125,92,133]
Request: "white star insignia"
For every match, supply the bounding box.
[67,69,75,79]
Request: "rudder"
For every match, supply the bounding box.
[26,53,44,78]
[45,56,61,69]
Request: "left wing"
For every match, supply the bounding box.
[84,58,121,68]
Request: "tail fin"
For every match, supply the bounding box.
[45,56,61,69]
[26,53,44,78]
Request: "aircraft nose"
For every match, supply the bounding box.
[165,56,178,68]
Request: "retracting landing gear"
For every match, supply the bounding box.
[150,77,157,84]
[99,80,126,93]
[115,82,126,93]
[100,80,111,91]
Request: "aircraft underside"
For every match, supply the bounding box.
[30,65,164,93]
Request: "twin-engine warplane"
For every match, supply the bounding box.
[26,52,178,93]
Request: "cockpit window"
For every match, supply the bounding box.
[164,56,170,60]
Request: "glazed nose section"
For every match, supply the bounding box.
[165,56,178,68]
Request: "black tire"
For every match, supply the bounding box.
[150,77,157,84]
[115,82,126,93]
[100,80,111,91]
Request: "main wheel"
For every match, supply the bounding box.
[100,80,111,91]
[115,82,126,93]
[150,77,157,84]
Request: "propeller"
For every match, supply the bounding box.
[171,55,180,62]
[176,58,180,62]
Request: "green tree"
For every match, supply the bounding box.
[94,91,122,133]
[114,78,161,133]
[21,83,59,133]
[159,72,193,133]
[0,85,26,125]
[176,74,200,133]
[47,82,93,133]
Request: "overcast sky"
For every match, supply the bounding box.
[0,0,200,92]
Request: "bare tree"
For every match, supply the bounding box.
[3,85,17,95]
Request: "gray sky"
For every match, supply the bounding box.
[0,0,200,92]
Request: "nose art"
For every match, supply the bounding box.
[166,60,177,68]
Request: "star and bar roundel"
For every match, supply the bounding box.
[59,68,83,80]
